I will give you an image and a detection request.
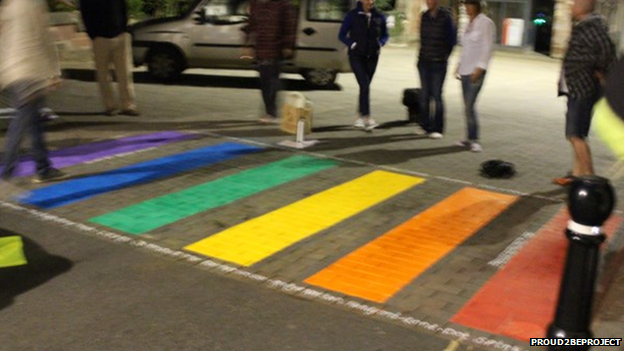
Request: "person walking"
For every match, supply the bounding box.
[0,0,67,194]
[339,0,388,131]
[455,0,494,152]
[79,0,140,116]
[241,0,297,124]
[416,0,456,139]
[553,0,615,185]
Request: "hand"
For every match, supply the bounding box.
[48,76,63,91]
[471,68,484,83]
[596,71,606,86]
[282,48,293,59]
[240,47,254,59]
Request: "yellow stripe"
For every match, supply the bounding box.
[184,170,425,266]
[305,187,518,302]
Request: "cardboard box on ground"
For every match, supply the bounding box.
[280,92,313,135]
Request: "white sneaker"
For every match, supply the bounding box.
[455,140,471,147]
[258,116,279,124]
[414,125,427,135]
[365,118,379,130]
[353,117,365,129]
[470,142,483,152]
[429,132,443,139]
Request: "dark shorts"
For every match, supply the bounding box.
[566,96,598,138]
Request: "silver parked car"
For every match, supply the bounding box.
[130,0,354,87]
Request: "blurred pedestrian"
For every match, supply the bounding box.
[339,0,388,131]
[80,0,140,116]
[415,0,456,139]
[553,0,615,185]
[0,0,67,192]
[455,0,494,152]
[241,0,297,124]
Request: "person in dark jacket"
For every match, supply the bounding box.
[553,0,615,185]
[415,0,455,139]
[80,0,140,116]
[339,0,388,131]
[242,0,297,124]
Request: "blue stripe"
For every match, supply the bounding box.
[20,142,262,209]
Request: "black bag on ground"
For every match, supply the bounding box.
[402,88,421,123]
[480,160,516,179]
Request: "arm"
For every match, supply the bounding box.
[445,14,457,58]
[242,0,257,45]
[79,1,97,39]
[378,13,389,46]
[472,18,495,81]
[338,12,354,48]
[281,0,297,53]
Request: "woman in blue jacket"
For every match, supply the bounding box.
[339,0,388,131]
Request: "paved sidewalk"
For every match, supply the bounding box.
[1,46,623,351]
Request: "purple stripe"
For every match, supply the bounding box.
[1,131,199,177]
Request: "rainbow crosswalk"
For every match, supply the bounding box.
[10,132,623,343]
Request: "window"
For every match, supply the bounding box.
[308,0,351,22]
[201,0,250,25]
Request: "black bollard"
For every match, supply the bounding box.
[547,175,615,350]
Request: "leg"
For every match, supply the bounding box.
[112,33,137,111]
[349,56,371,117]
[570,137,594,175]
[365,55,379,117]
[258,60,277,118]
[265,60,281,118]
[25,95,51,175]
[565,96,597,177]
[430,62,448,134]
[417,60,432,132]
[92,37,117,111]
[1,82,49,180]
[461,74,485,141]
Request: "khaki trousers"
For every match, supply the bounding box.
[92,33,136,111]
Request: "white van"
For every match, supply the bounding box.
[130,0,354,87]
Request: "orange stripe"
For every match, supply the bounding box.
[304,187,518,303]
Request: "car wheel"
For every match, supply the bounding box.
[147,46,184,82]
[302,69,337,87]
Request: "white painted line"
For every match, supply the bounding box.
[488,231,536,268]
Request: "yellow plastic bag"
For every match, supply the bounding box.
[0,236,27,268]
[594,98,624,160]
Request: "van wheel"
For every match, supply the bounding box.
[147,46,184,82]
[302,69,337,87]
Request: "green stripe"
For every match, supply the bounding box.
[89,156,338,235]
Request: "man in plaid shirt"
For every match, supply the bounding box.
[242,0,297,124]
[554,0,616,185]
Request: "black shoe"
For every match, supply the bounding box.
[33,168,67,184]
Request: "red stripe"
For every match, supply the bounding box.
[451,207,622,341]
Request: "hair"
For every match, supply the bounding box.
[464,0,482,13]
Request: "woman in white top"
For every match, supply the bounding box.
[455,0,495,152]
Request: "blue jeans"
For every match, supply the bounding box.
[258,59,281,117]
[418,60,448,133]
[1,82,50,180]
[350,55,379,117]
[461,73,486,141]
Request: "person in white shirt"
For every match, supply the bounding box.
[0,0,67,189]
[455,0,495,152]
